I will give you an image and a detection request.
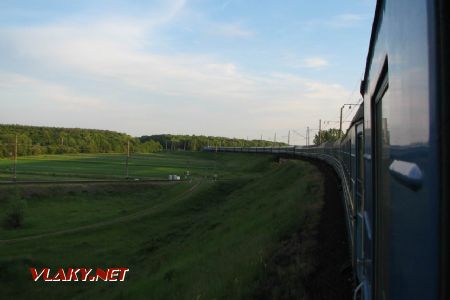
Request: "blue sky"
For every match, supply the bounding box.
[0,0,375,144]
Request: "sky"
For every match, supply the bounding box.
[0,0,375,145]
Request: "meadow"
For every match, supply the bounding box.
[0,152,260,181]
[0,152,324,299]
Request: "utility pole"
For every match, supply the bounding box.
[125,140,130,179]
[339,104,353,138]
[13,134,17,181]
[318,119,322,145]
[260,134,263,146]
[274,132,277,143]
[308,127,310,146]
[306,127,310,146]
[288,130,290,145]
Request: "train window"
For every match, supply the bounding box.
[348,139,352,184]
[373,58,390,299]
[357,132,364,202]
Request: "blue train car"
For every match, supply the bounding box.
[203,0,448,298]
[358,0,448,298]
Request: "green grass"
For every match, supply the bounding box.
[0,182,187,240]
[0,152,269,181]
[0,153,323,299]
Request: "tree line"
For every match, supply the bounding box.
[140,134,286,151]
[0,124,286,158]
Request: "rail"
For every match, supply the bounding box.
[203,146,355,255]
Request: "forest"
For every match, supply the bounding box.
[0,124,285,158]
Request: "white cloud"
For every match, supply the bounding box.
[329,14,367,28]
[159,0,187,23]
[302,13,369,31]
[220,0,233,10]
[303,57,329,68]
[0,73,105,110]
[211,23,254,38]
[0,9,349,140]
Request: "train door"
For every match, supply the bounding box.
[438,1,450,298]
[372,64,390,300]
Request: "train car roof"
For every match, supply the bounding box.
[351,104,364,125]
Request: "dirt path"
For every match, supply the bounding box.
[0,180,202,244]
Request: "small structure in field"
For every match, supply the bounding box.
[168,175,181,181]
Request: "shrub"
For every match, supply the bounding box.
[2,192,27,229]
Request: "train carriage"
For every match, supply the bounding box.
[203,0,448,298]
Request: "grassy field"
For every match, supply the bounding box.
[0,152,324,299]
[0,152,262,181]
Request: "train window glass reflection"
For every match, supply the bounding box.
[373,59,390,300]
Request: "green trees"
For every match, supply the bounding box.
[0,124,155,158]
[0,124,287,158]
[313,128,343,145]
[134,140,162,153]
[140,134,286,151]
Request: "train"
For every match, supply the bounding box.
[204,0,449,299]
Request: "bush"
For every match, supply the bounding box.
[3,194,27,229]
